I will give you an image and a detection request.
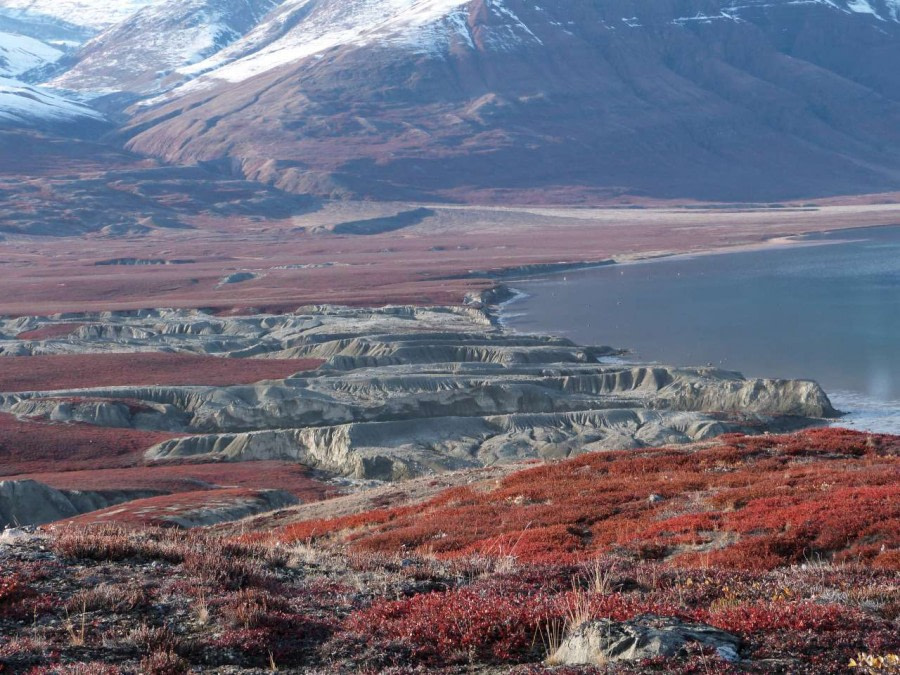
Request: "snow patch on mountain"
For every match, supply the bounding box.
[0,29,61,76]
[49,0,277,96]
[0,0,162,31]
[138,0,552,108]
[177,0,473,84]
[716,0,900,22]
[0,75,104,123]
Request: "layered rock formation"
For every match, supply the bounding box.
[0,479,161,527]
[0,305,837,482]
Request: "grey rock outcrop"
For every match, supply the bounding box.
[0,306,837,483]
[145,409,730,481]
[552,615,741,666]
[4,364,835,435]
[0,480,163,527]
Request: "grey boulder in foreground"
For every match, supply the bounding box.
[0,305,836,482]
[552,615,742,665]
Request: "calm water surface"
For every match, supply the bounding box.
[503,226,900,433]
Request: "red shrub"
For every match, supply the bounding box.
[0,353,322,392]
[0,574,29,614]
[0,413,180,474]
[281,429,899,571]
[345,586,554,664]
[15,323,85,340]
[703,601,864,633]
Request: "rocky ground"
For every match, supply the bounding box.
[0,428,896,674]
[0,304,837,528]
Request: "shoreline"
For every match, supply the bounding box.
[485,224,884,328]
[492,224,900,435]
[488,222,893,290]
[3,199,900,316]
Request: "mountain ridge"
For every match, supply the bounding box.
[3,0,900,201]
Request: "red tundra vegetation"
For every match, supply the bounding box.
[64,488,291,528]
[282,428,900,571]
[0,353,322,392]
[3,202,900,316]
[0,429,896,674]
[14,324,86,340]
[0,413,180,474]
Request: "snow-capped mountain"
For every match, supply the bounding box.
[0,26,96,128]
[5,0,900,201]
[48,0,279,97]
[144,0,900,102]
[173,0,504,86]
[0,0,161,31]
[0,29,60,77]
[119,0,900,201]
[0,74,104,125]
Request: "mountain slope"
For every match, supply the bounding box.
[48,0,279,98]
[0,0,160,31]
[5,0,900,202]
[0,29,60,77]
[120,0,900,202]
[0,75,104,126]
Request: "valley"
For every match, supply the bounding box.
[0,0,897,672]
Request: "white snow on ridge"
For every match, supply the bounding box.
[48,0,254,95]
[190,0,900,91]
[886,0,900,19]
[0,30,62,76]
[179,0,474,84]
[0,75,104,123]
[0,0,162,30]
[152,0,549,106]
[717,0,900,22]
[846,0,881,15]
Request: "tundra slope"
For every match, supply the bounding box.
[0,305,835,486]
[0,429,896,674]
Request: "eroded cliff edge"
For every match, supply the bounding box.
[0,304,836,494]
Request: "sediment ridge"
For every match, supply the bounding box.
[0,305,837,491]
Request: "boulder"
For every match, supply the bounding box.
[552,615,741,666]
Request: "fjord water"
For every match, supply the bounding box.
[503,225,900,433]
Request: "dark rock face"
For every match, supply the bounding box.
[122,0,900,202]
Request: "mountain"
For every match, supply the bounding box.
[4,0,900,202]
[0,75,104,126]
[118,0,900,201]
[47,0,279,99]
[0,29,60,77]
[0,0,160,31]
